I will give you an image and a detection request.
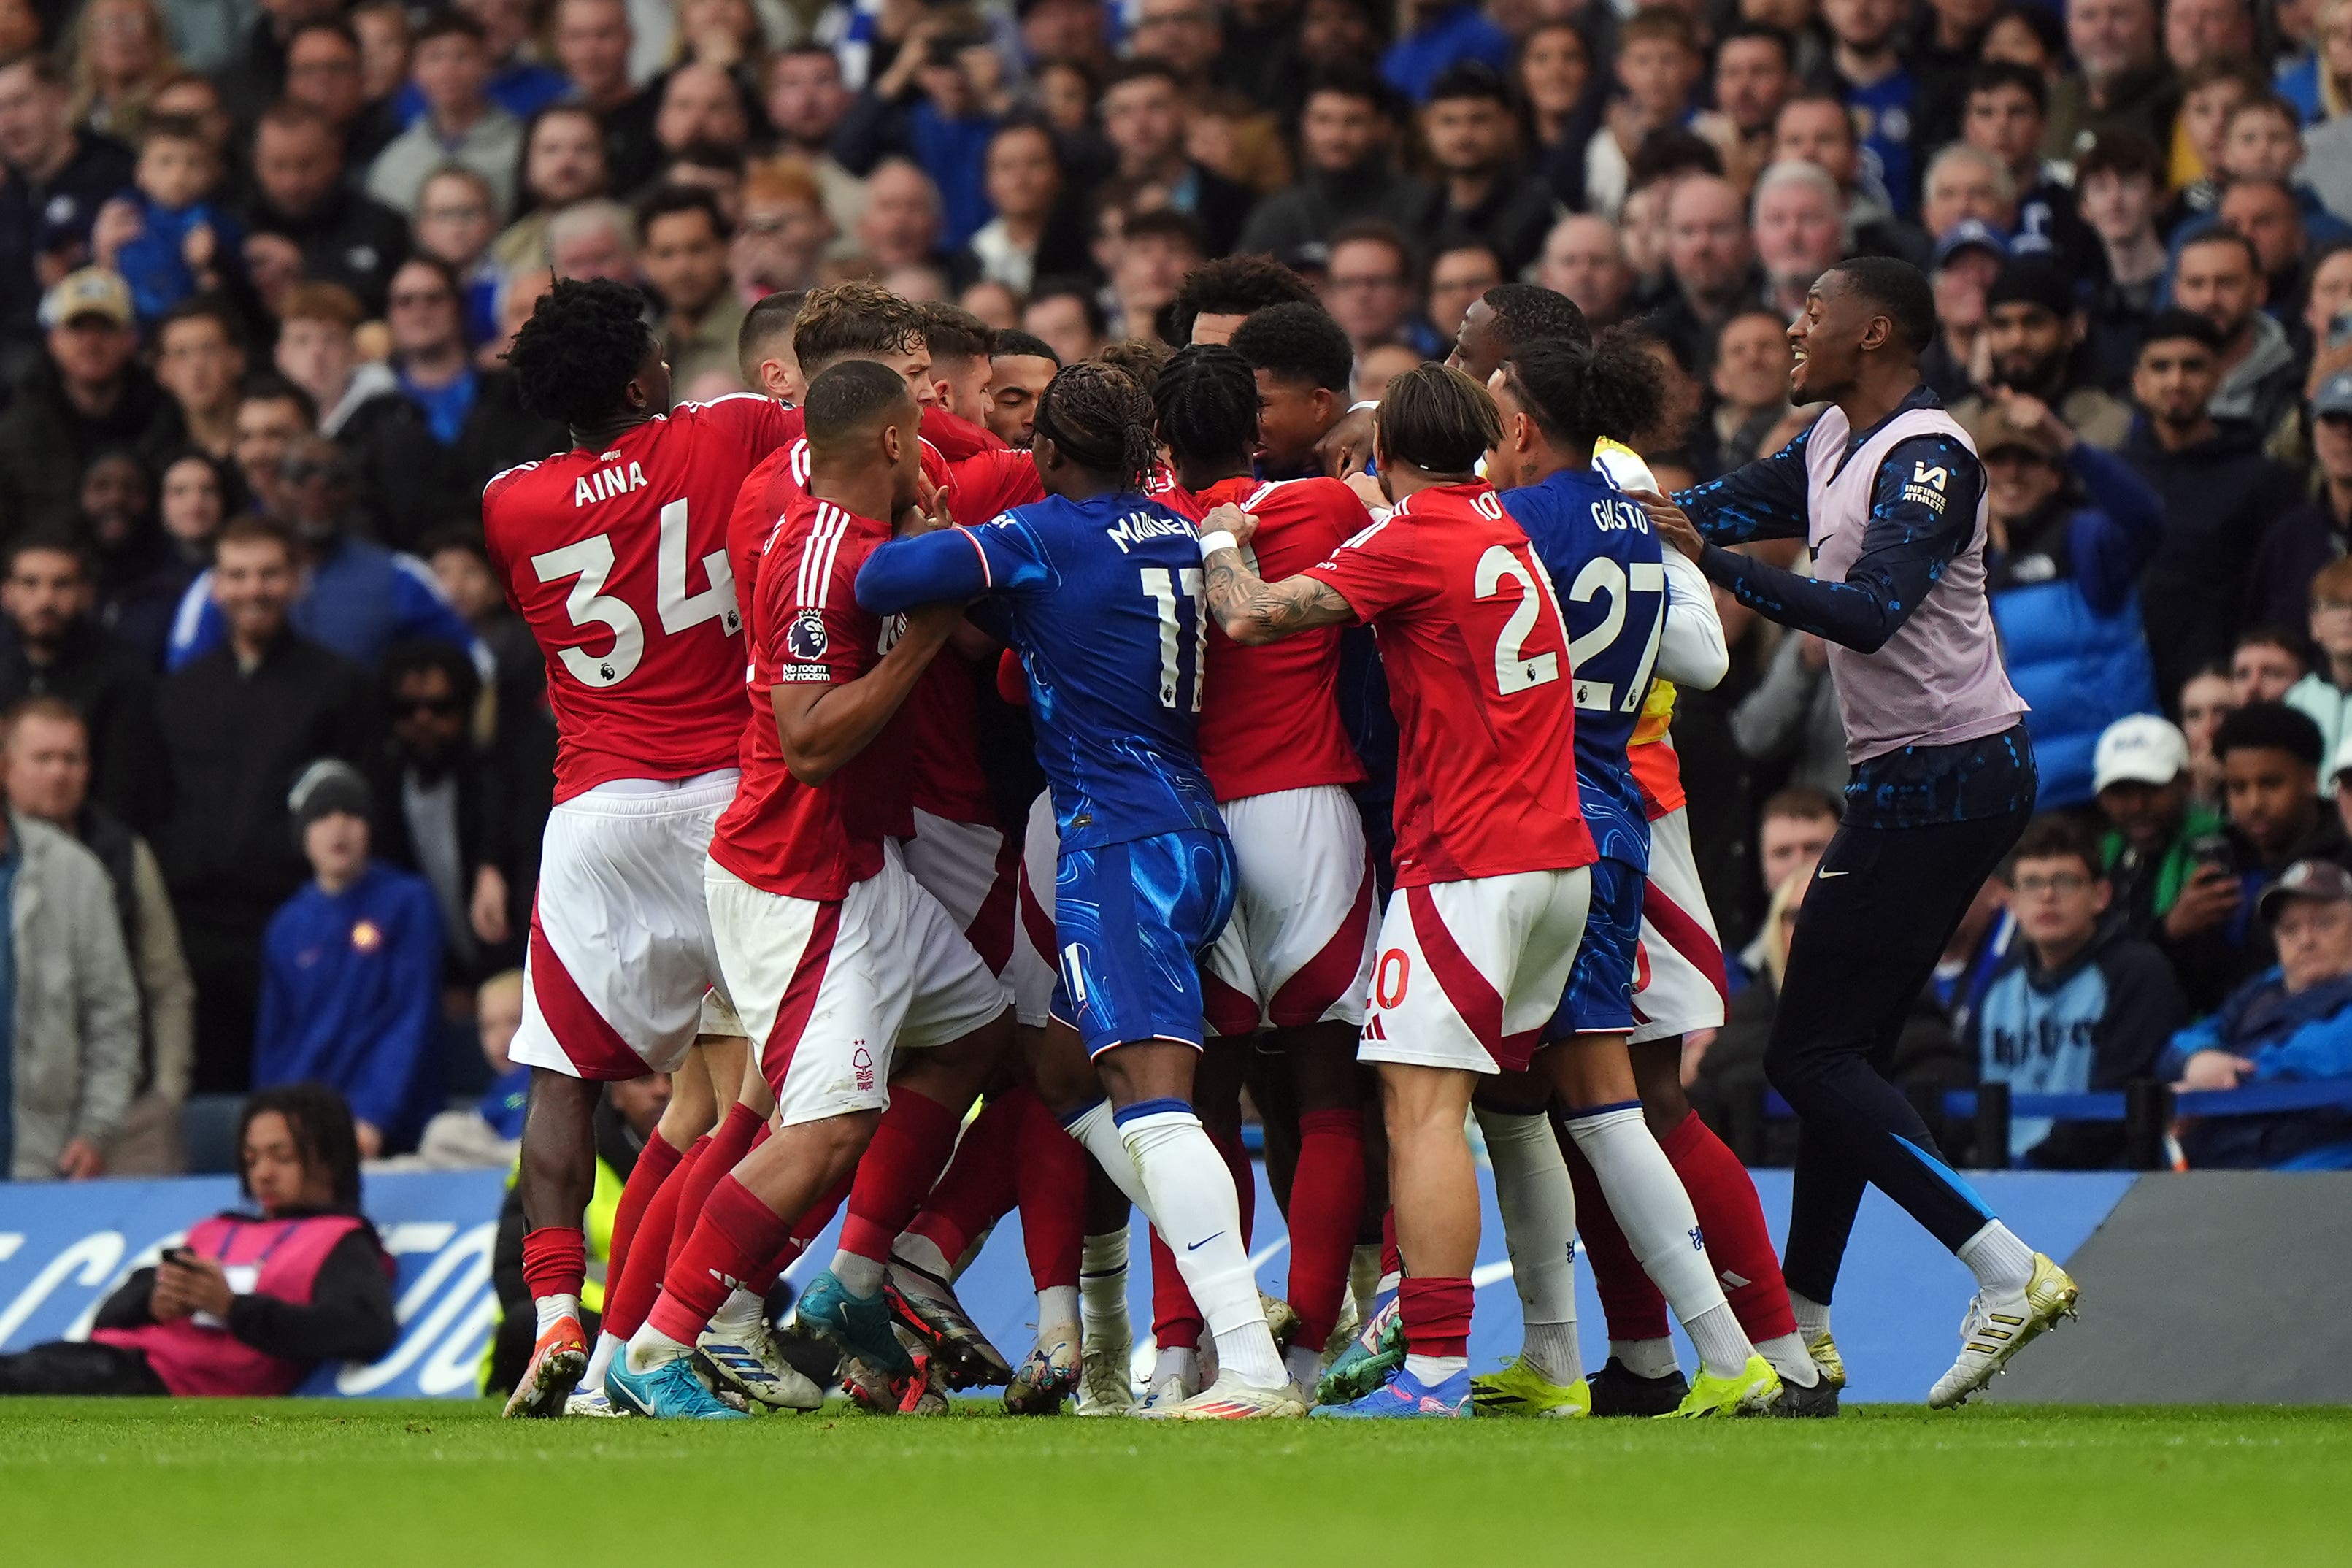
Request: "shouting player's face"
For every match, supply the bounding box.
[1253,367,1335,474]
[1787,270,1872,402]
[1483,368,1538,490]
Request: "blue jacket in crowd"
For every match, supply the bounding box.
[254,862,443,1151]
[165,533,483,673]
[2159,967,2352,1169]
[1986,442,2165,809]
[1969,921,2186,1167]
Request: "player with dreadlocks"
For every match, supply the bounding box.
[482,277,790,1418]
[858,362,1304,1418]
[1138,344,1380,1407]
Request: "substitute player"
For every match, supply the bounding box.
[1153,345,1377,1405]
[607,361,1013,1420]
[1197,364,1595,1419]
[856,361,1302,1420]
[1642,257,2078,1407]
[1472,334,1785,1419]
[483,278,789,1418]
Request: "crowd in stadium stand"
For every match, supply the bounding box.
[5,0,2352,1188]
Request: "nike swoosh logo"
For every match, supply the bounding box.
[1186,1232,1226,1252]
[1815,869,1850,879]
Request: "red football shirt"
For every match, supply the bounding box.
[1300,480,1594,886]
[1168,475,1367,803]
[708,494,915,899]
[483,394,789,802]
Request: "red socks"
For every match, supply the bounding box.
[603,1134,707,1340]
[1659,1110,1796,1342]
[605,1132,683,1301]
[1015,1088,1085,1291]
[1148,1229,1201,1350]
[1285,1107,1366,1349]
[1211,1126,1256,1245]
[903,1088,1026,1269]
[1148,1126,1256,1351]
[1381,1207,1400,1280]
[647,1176,791,1345]
[669,1105,761,1268]
[1399,1276,1473,1359]
[837,1089,963,1264]
[1561,1131,1672,1341]
[520,1225,585,1305]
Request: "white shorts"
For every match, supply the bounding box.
[1011,791,1060,1028]
[902,807,1019,977]
[511,771,740,1082]
[1629,805,1729,1045]
[1359,867,1591,1075]
[1201,785,1377,1036]
[707,840,1010,1128]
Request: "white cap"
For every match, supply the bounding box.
[2092,714,2189,793]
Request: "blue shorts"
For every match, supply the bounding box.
[1050,829,1237,1057]
[1548,856,1642,1039]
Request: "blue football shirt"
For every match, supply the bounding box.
[966,492,1227,852]
[1502,466,1668,869]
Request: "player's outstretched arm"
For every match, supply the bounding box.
[856,527,992,613]
[772,602,961,785]
[1197,502,1356,647]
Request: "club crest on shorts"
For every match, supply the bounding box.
[785,608,829,661]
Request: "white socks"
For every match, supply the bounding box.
[1283,1341,1323,1394]
[1080,1229,1130,1351]
[624,1322,692,1372]
[891,1231,953,1280]
[1791,1291,1832,1341]
[829,1248,885,1297]
[1116,1102,1285,1388]
[1563,1105,1751,1379]
[1350,1242,1383,1312]
[1152,1344,1199,1391]
[1959,1220,2036,1294]
[1406,1353,1467,1383]
[1612,1337,1681,1380]
[1065,1099,1153,1211]
[1476,1107,1582,1385]
[1037,1284,1080,1337]
[534,1292,580,1336]
[710,1286,767,1338]
[1756,1331,1821,1386]
[584,1329,623,1390]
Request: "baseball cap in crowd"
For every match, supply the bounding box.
[38,267,133,331]
[2092,714,2189,793]
[1967,401,2065,463]
[2313,370,2352,420]
[2256,858,2352,921]
[1932,219,2009,270]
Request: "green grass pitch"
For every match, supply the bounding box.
[4,1400,2345,1565]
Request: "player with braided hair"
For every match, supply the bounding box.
[857,359,1305,1419]
[1131,343,1380,1407]
[483,277,792,1418]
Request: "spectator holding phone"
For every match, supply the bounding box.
[0,1083,396,1396]
[2161,860,2352,1169]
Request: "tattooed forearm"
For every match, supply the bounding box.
[1202,551,1353,645]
